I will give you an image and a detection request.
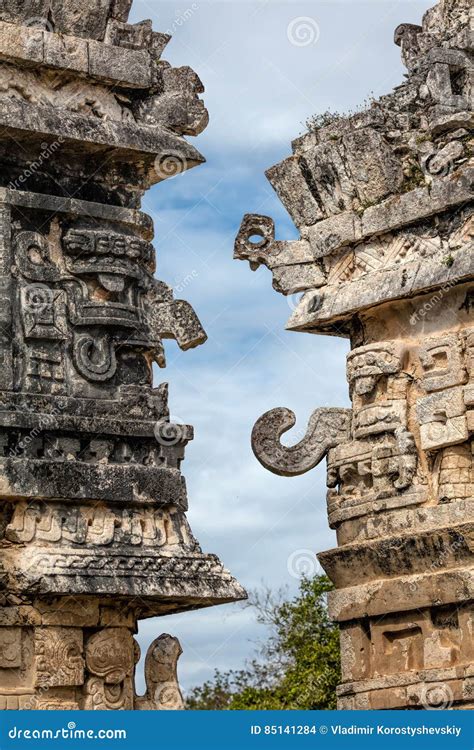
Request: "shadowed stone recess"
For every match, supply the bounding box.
[235,0,473,711]
[0,0,246,710]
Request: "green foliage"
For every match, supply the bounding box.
[401,159,426,193]
[186,575,340,710]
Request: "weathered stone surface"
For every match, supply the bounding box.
[234,214,324,294]
[0,21,155,86]
[0,0,246,711]
[251,407,351,476]
[265,157,325,226]
[136,635,184,710]
[0,15,209,208]
[0,23,44,64]
[35,628,84,687]
[0,0,130,41]
[83,628,135,710]
[236,0,474,710]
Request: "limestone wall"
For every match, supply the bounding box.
[236,0,474,710]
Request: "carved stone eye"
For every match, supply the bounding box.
[27,244,46,266]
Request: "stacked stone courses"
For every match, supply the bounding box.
[236,0,474,710]
[0,0,245,710]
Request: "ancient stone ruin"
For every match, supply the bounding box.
[236,0,473,710]
[0,0,245,710]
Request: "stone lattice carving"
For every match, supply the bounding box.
[236,0,473,710]
[0,0,246,709]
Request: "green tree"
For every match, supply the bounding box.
[186,575,340,710]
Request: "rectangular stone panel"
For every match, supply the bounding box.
[35,627,84,687]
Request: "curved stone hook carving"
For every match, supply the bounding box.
[73,333,117,382]
[251,407,352,477]
[393,23,422,71]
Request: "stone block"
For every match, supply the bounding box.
[271,263,325,294]
[304,211,362,258]
[0,1,49,27]
[266,156,324,226]
[88,39,152,87]
[35,598,100,627]
[0,628,22,668]
[43,31,88,73]
[35,627,84,687]
[0,21,43,64]
[418,333,467,392]
[299,141,355,217]
[49,0,112,40]
[342,128,404,205]
[417,387,468,450]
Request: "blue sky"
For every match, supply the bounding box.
[128,0,433,694]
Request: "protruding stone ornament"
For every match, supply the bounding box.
[236,0,474,711]
[0,0,246,710]
[251,407,352,476]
